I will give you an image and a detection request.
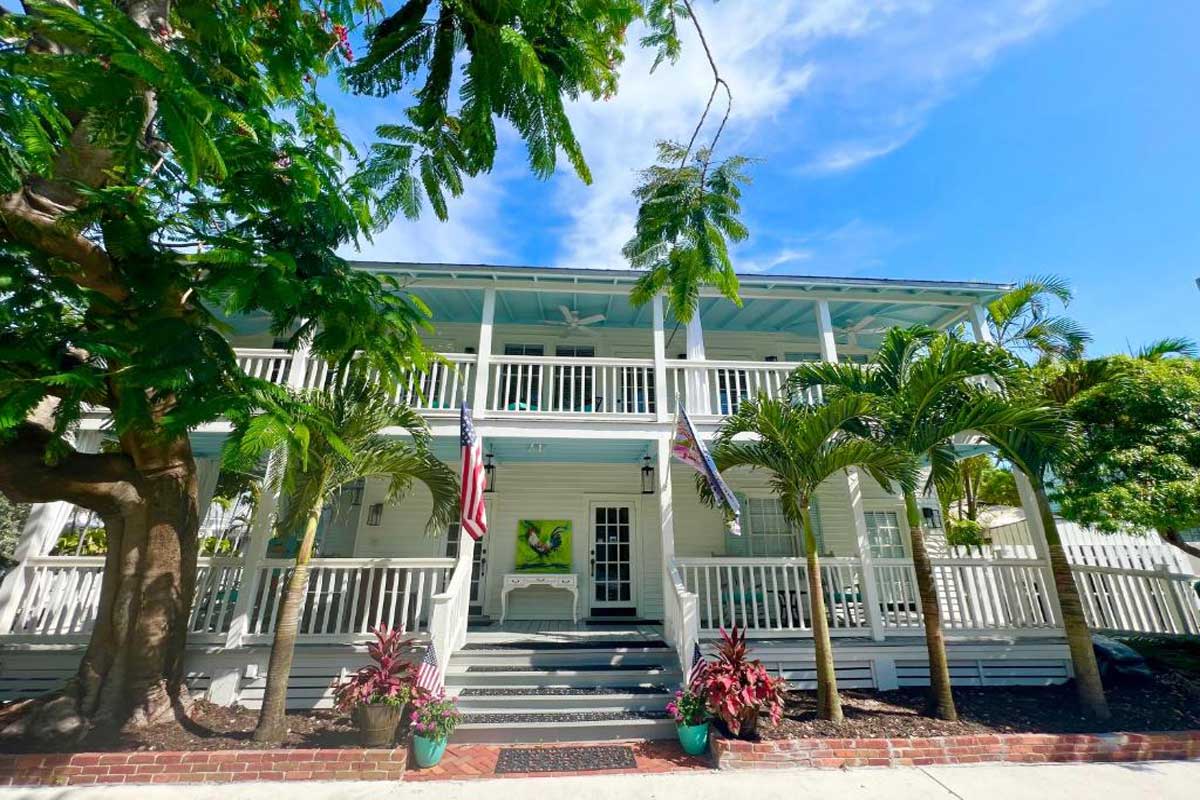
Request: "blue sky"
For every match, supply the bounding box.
[339,3,1190,355]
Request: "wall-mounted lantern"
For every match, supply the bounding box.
[484,453,497,493]
[641,455,656,495]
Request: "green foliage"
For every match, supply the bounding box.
[702,393,916,523]
[940,454,1019,518]
[984,275,1091,361]
[625,142,750,322]
[52,526,107,556]
[1054,356,1200,536]
[222,372,458,538]
[0,0,432,459]
[946,518,985,548]
[348,0,643,213]
[788,327,1065,501]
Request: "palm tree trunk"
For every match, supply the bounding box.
[904,491,957,721]
[253,508,322,743]
[1033,483,1110,719]
[802,507,841,722]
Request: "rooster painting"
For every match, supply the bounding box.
[516,520,572,572]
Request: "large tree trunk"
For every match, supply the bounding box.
[253,508,321,743]
[0,423,200,739]
[904,491,958,721]
[801,507,841,722]
[1034,484,1110,719]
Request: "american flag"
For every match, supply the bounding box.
[687,642,709,689]
[459,403,488,541]
[416,640,441,694]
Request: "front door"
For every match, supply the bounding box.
[589,503,636,616]
[444,522,487,612]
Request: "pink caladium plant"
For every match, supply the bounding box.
[697,626,785,737]
[332,626,418,710]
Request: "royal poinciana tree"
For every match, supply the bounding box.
[0,0,744,738]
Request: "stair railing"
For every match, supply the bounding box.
[428,533,476,685]
[664,559,701,677]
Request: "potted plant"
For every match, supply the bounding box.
[700,627,785,738]
[666,686,711,755]
[332,626,417,747]
[409,693,462,768]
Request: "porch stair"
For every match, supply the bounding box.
[444,632,681,743]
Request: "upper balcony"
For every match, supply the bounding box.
[224,262,1007,429]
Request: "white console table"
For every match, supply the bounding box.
[499,573,579,624]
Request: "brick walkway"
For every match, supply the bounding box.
[405,740,713,781]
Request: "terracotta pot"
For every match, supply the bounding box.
[353,703,404,748]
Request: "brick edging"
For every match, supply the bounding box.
[0,747,408,786]
[711,730,1200,770]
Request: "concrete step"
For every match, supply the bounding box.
[451,687,673,713]
[453,711,676,744]
[448,647,674,669]
[446,664,681,689]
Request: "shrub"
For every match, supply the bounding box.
[410,694,461,741]
[332,626,417,710]
[666,686,709,726]
[698,627,784,737]
[947,518,986,547]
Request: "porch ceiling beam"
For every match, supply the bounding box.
[393,278,988,307]
[930,305,970,331]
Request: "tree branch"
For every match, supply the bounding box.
[677,0,732,173]
[1162,528,1200,561]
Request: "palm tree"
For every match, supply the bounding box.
[788,327,1063,721]
[701,394,915,722]
[983,423,1110,720]
[223,373,458,743]
[985,275,1090,361]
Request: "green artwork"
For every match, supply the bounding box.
[515,519,572,573]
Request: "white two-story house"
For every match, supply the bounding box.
[3,262,1197,742]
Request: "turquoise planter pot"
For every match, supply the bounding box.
[412,734,449,768]
[677,722,710,755]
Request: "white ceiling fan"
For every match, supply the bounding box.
[548,305,605,336]
[834,315,891,347]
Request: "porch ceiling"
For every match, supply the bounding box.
[429,436,651,464]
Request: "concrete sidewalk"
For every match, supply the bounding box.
[3,761,1198,800]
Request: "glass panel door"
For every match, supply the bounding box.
[590,504,635,610]
[444,522,487,605]
[500,344,543,411]
[554,345,594,412]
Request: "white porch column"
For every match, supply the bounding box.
[817,303,885,641]
[0,430,103,634]
[656,435,677,630]
[684,308,709,414]
[1012,469,1066,629]
[651,296,671,422]
[968,303,994,345]
[471,289,496,418]
[195,457,221,533]
[222,453,284,652]
[816,300,838,363]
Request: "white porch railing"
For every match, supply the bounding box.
[665,361,821,416]
[428,536,476,683]
[675,557,870,636]
[663,562,700,673]
[2,557,106,639]
[874,558,1059,633]
[241,558,453,641]
[236,348,298,385]
[303,354,476,413]
[484,355,658,417]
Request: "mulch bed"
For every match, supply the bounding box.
[0,702,364,754]
[755,667,1200,741]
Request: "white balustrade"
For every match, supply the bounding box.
[3,557,105,638]
[486,355,658,416]
[236,558,454,641]
[188,558,246,638]
[236,349,296,385]
[665,361,822,417]
[675,557,869,636]
[428,536,476,683]
[873,558,1059,632]
[664,563,701,673]
[303,354,475,413]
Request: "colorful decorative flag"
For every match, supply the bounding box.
[459,402,488,541]
[672,403,741,534]
[687,642,709,689]
[416,640,441,694]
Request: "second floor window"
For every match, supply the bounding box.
[554,345,594,411]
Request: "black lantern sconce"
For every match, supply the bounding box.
[484,453,496,493]
[641,455,656,495]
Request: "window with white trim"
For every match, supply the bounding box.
[744,497,799,557]
[864,511,905,558]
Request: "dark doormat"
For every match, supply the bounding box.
[494,745,637,774]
